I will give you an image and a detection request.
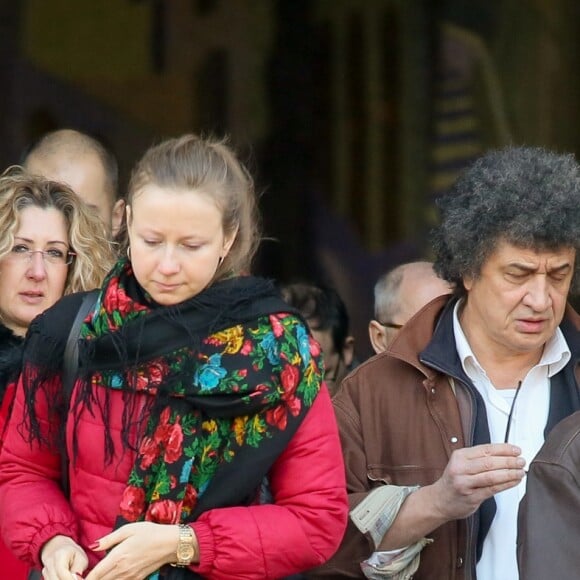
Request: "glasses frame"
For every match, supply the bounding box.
[377,320,404,330]
[9,248,76,266]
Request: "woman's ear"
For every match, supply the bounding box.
[222,225,239,256]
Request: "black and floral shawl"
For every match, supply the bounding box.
[22,260,323,579]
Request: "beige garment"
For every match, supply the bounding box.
[350,485,433,579]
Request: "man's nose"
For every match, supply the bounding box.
[523,276,551,311]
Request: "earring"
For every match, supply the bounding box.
[127,246,131,261]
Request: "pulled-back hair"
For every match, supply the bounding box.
[0,166,116,293]
[432,146,580,295]
[125,134,260,279]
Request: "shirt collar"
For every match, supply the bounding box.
[452,299,571,380]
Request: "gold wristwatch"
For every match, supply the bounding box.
[171,524,196,567]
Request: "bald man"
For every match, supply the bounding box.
[24,129,125,238]
[369,261,452,353]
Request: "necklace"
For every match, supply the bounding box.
[503,381,523,444]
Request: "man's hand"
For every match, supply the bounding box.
[378,443,525,551]
[85,522,197,580]
[40,534,88,580]
[430,443,526,520]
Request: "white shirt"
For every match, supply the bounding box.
[453,301,570,580]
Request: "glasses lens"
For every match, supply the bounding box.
[43,250,67,265]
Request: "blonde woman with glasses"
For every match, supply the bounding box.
[0,166,115,579]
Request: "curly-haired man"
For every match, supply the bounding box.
[308,147,580,580]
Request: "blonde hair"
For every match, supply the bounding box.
[0,166,116,293]
[125,134,260,278]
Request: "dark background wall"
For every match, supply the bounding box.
[1,0,579,358]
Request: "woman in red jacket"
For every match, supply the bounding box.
[0,166,115,579]
[0,135,348,580]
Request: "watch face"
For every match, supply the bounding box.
[178,544,194,561]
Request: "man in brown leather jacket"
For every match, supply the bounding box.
[309,147,580,580]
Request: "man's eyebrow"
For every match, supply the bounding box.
[548,262,573,273]
[506,262,572,272]
[506,263,538,272]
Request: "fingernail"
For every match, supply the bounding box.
[89,541,100,550]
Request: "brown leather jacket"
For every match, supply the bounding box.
[309,296,580,580]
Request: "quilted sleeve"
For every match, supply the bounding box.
[191,385,348,579]
[0,375,79,568]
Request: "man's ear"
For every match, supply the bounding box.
[368,320,389,355]
[111,199,126,239]
[341,335,355,368]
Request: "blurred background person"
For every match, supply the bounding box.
[23,129,125,239]
[0,166,115,579]
[369,261,452,354]
[281,282,356,396]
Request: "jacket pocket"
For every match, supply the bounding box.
[367,465,443,488]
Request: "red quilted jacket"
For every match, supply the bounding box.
[0,380,30,580]
[0,379,347,579]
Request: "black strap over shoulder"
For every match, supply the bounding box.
[27,290,99,580]
[60,289,99,496]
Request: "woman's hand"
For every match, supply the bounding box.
[40,534,88,580]
[85,522,196,580]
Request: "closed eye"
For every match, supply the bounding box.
[506,271,530,281]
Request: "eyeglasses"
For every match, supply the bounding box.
[377,320,404,329]
[504,381,523,444]
[323,351,342,383]
[8,246,76,266]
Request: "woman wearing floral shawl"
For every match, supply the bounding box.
[0,135,348,580]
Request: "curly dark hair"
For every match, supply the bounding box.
[432,146,580,295]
